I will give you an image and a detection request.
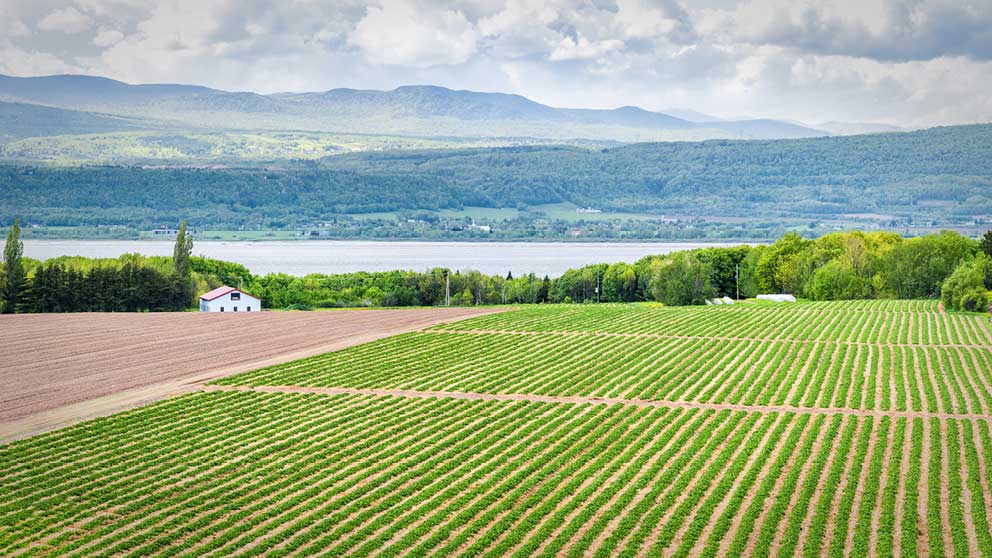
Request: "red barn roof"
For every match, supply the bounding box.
[199,286,258,301]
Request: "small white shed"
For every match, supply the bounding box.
[199,286,260,312]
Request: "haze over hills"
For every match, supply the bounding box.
[0,73,830,148]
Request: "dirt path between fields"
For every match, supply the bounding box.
[431,328,992,350]
[203,385,992,421]
[0,308,504,444]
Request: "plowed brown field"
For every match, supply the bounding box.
[0,308,501,434]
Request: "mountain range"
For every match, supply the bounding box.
[0,73,851,148]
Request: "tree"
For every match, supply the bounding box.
[941,255,992,311]
[2,219,25,313]
[602,263,638,302]
[981,230,992,258]
[884,231,976,299]
[695,246,751,297]
[173,220,193,279]
[172,220,195,309]
[649,252,715,306]
[755,232,811,293]
[808,261,869,300]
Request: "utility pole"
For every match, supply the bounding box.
[735,264,740,301]
[595,270,601,303]
[445,271,450,307]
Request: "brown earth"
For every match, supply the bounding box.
[0,308,502,442]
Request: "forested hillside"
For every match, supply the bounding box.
[312,124,992,215]
[0,102,150,143]
[1,124,989,236]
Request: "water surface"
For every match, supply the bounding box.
[23,240,748,277]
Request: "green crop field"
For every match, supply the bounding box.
[3,300,992,557]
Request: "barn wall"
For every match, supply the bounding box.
[200,292,261,312]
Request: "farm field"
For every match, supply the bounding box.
[2,300,992,557]
[0,308,500,433]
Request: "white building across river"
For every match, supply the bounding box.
[199,286,260,312]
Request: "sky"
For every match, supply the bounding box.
[1,0,990,127]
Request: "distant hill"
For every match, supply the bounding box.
[0,101,151,144]
[3,123,989,230]
[815,121,907,136]
[0,74,214,108]
[0,73,829,143]
[660,108,725,123]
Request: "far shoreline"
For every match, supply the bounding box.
[21,239,755,278]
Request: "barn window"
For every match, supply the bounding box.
[220,307,225,312]
[231,292,241,301]
[234,307,238,312]
[246,307,251,312]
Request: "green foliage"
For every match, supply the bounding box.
[5,229,985,312]
[2,218,24,313]
[755,232,811,293]
[794,231,898,300]
[21,260,188,312]
[6,253,248,313]
[649,252,715,306]
[883,230,978,298]
[0,101,144,144]
[941,254,992,312]
[2,124,991,232]
[170,220,195,307]
[188,256,252,287]
[980,230,992,257]
[172,220,193,278]
[808,261,870,300]
[601,262,638,302]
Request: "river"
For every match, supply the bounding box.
[22,240,750,277]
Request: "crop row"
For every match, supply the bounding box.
[2,391,991,557]
[436,300,992,347]
[217,330,992,414]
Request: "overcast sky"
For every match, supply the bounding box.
[1,0,990,126]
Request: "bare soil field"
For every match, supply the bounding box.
[0,308,501,435]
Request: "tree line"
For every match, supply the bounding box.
[1,219,196,313]
[3,226,992,313]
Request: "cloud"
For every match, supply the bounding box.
[349,1,479,66]
[477,0,564,36]
[724,0,992,61]
[549,35,625,61]
[4,19,32,38]
[92,28,124,47]
[0,0,988,126]
[615,0,695,42]
[37,7,94,34]
[0,40,81,76]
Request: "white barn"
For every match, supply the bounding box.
[199,286,261,312]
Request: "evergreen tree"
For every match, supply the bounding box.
[980,230,992,258]
[2,219,25,313]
